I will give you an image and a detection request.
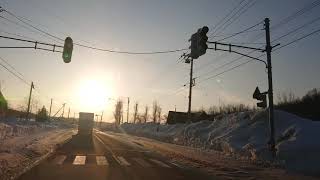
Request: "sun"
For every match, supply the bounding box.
[77,79,112,112]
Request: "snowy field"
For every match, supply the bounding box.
[115,110,320,176]
[0,118,75,180]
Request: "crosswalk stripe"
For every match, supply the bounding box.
[117,156,131,166]
[149,159,171,168]
[133,158,152,167]
[52,155,67,165]
[73,155,86,165]
[96,156,108,165]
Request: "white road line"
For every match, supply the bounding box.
[73,155,86,165]
[117,156,131,166]
[96,156,108,166]
[149,159,171,168]
[52,155,67,165]
[133,158,152,167]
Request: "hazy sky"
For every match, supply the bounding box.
[0,0,319,122]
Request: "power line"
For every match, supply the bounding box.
[248,0,320,42]
[0,56,30,86]
[74,43,188,54]
[209,0,247,37]
[213,0,257,37]
[272,16,320,43]
[4,9,64,42]
[274,27,320,51]
[2,7,188,55]
[215,21,263,42]
[0,15,62,44]
[0,56,25,78]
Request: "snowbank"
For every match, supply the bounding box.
[117,110,320,176]
[0,118,75,179]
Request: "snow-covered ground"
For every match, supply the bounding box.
[112,110,320,176]
[0,119,75,180]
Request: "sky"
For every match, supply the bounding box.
[0,0,319,122]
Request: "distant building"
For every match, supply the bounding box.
[166,111,212,124]
[0,90,8,117]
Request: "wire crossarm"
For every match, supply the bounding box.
[207,41,268,68]
[0,35,63,53]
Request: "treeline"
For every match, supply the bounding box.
[113,99,163,125]
[276,88,320,121]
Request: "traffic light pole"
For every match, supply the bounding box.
[188,58,194,122]
[264,18,276,156]
[188,18,277,157]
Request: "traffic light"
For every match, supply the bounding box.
[190,32,199,59]
[189,26,209,59]
[253,87,267,108]
[62,37,73,63]
[197,26,209,56]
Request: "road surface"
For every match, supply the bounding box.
[18,130,215,180]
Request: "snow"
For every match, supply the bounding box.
[0,119,75,180]
[115,110,320,176]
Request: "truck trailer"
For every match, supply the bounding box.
[78,112,94,136]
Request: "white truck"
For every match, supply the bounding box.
[78,112,94,136]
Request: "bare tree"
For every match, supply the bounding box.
[152,101,158,123]
[157,106,162,123]
[113,99,123,125]
[143,105,149,123]
[133,102,139,124]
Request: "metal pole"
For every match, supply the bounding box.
[188,58,194,122]
[127,97,130,123]
[49,98,52,118]
[264,18,276,156]
[26,82,34,121]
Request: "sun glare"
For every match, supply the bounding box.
[77,79,112,112]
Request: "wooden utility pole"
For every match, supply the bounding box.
[187,59,194,122]
[126,97,130,123]
[264,18,276,156]
[26,82,34,121]
[67,107,70,119]
[49,98,52,118]
[61,103,65,118]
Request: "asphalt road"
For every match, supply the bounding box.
[18,130,215,180]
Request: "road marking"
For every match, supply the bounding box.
[149,159,171,168]
[96,156,108,166]
[133,158,152,167]
[52,155,67,165]
[117,156,131,166]
[73,155,86,165]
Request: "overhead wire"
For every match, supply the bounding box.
[209,0,247,37]
[2,7,189,55]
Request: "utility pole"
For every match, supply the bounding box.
[49,98,53,118]
[264,18,276,156]
[67,107,70,119]
[26,82,34,121]
[126,97,130,123]
[100,111,103,128]
[61,103,65,118]
[187,58,194,122]
[73,112,76,124]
